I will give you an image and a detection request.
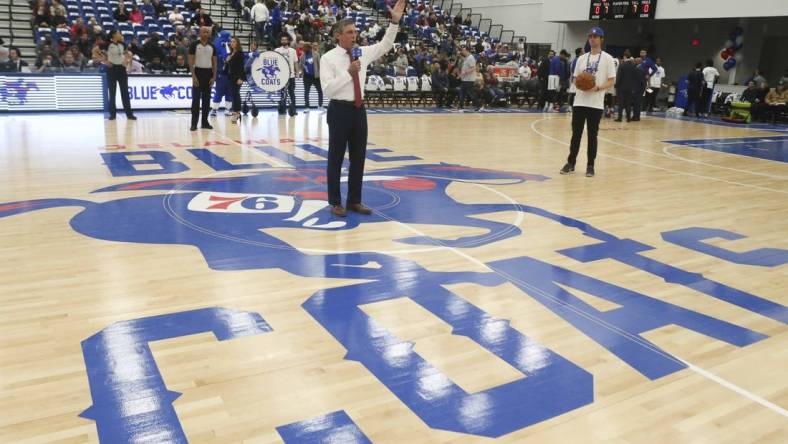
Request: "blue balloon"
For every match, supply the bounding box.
[723,58,736,71]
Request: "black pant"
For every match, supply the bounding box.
[433,87,448,107]
[646,87,660,112]
[230,78,241,112]
[686,89,702,116]
[617,91,633,120]
[279,78,296,115]
[107,65,133,117]
[538,79,547,108]
[632,90,643,119]
[568,106,603,167]
[327,101,367,206]
[192,67,212,126]
[701,86,714,115]
[303,74,323,108]
[458,81,480,108]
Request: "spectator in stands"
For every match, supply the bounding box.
[51,8,68,29]
[745,69,766,86]
[185,0,202,12]
[764,82,787,121]
[431,62,449,107]
[285,17,298,44]
[164,46,178,68]
[146,55,166,74]
[269,1,283,44]
[130,4,144,24]
[394,47,408,76]
[299,42,323,109]
[191,8,214,28]
[7,47,29,72]
[61,51,82,72]
[462,13,472,27]
[125,51,144,73]
[142,34,165,63]
[169,6,185,30]
[700,59,719,117]
[0,47,13,72]
[646,57,665,112]
[740,81,759,103]
[37,54,61,72]
[140,0,155,18]
[50,0,66,18]
[250,0,270,45]
[32,0,51,28]
[115,3,130,22]
[171,54,190,74]
[83,49,106,72]
[35,43,59,69]
[70,17,88,40]
[152,0,167,17]
[685,62,704,117]
[68,45,86,68]
[88,17,103,36]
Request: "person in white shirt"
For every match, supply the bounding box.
[250,0,269,45]
[320,0,406,217]
[275,33,299,116]
[701,59,719,117]
[457,45,483,111]
[646,57,665,112]
[168,6,184,29]
[561,26,616,178]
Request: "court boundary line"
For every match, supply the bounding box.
[529,118,788,194]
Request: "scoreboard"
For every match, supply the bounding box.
[589,0,657,20]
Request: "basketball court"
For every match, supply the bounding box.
[0,108,786,443]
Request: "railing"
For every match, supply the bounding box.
[478,18,491,36]
[500,30,514,45]
[489,24,502,41]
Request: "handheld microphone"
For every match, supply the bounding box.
[351,46,362,61]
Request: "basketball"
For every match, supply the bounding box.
[575,71,597,91]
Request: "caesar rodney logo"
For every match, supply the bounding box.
[250,51,290,92]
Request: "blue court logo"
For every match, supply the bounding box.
[0,151,784,442]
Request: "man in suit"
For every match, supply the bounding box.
[615,55,638,122]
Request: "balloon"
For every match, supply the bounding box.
[723,58,736,71]
[725,39,734,49]
[734,53,743,62]
[720,50,729,60]
[734,35,744,49]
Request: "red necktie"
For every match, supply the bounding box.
[348,50,362,108]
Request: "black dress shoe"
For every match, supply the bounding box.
[190,125,198,131]
[108,115,116,120]
[331,205,347,217]
[202,122,213,130]
[126,115,137,120]
[347,203,373,215]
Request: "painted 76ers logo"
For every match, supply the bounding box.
[0,158,785,442]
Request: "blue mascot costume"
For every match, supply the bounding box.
[210,30,233,116]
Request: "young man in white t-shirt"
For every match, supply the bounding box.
[646,57,665,112]
[275,34,299,116]
[701,59,719,117]
[560,27,616,178]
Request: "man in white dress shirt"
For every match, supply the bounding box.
[320,0,406,217]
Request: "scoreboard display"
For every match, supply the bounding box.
[589,0,657,20]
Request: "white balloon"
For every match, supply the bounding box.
[735,35,744,46]
[725,39,734,48]
[734,53,743,62]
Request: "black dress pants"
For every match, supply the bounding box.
[107,65,133,117]
[326,101,367,206]
[191,67,213,127]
